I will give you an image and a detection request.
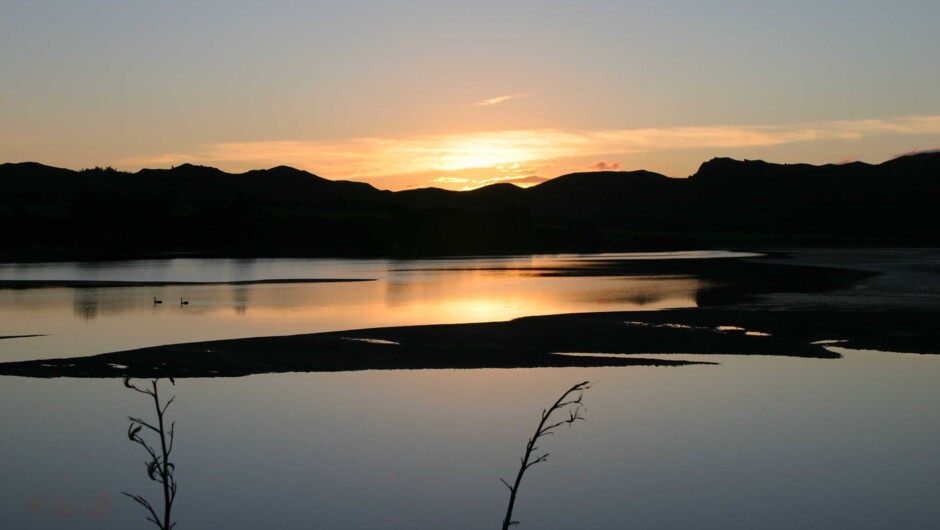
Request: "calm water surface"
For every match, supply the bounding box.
[2,351,937,529]
[1,252,937,529]
[0,252,736,361]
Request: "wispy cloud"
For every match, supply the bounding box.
[122,114,940,184]
[475,93,532,106]
[431,177,471,184]
[431,161,551,190]
[459,173,550,190]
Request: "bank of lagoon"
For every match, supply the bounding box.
[1,249,938,529]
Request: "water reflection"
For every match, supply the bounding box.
[72,288,145,320]
[73,288,100,320]
[2,349,938,529]
[1,251,857,363]
[230,285,250,315]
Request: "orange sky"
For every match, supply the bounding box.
[118,115,940,190]
[2,1,940,190]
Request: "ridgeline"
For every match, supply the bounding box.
[2,153,938,260]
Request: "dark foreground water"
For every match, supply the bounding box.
[1,250,937,529]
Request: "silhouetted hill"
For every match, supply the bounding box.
[528,170,681,223]
[682,155,938,242]
[1,162,400,257]
[2,152,938,259]
[880,151,940,173]
[396,182,524,211]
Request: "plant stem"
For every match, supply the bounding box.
[152,381,173,530]
[501,381,590,529]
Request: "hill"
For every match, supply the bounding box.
[1,153,937,259]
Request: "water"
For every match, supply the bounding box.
[1,251,938,529]
[0,252,725,361]
[3,352,937,529]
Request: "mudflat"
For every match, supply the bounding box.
[2,248,937,379]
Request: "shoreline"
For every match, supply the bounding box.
[1,248,937,378]
[0,278,375,289]
[1,244,933,266]
[1,307,936,379]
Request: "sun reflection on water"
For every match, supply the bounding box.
[0,255,712,362]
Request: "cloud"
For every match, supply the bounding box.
[457,162,552,190]
[427,163,551,190]
[475,93,532,106]
[426,161,552,190]
[505,174,550,184]
[122,114,940,184]
[430,177,471,183]
[495,161,551,177]
[459,173,550,190]
[585,160,622,171]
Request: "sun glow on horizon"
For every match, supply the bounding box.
[4,1,940,194]
[112,114,940,191]
[428,135,545,172]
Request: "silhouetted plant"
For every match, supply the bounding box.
[500,381,591,529]
[123,377,178,530]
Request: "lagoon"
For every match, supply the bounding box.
[1,250,938,529]
[0,252,739,362]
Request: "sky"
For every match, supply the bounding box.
[2,0,940,191]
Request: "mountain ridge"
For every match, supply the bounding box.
[3,150,936,193]
[2,152,938,258]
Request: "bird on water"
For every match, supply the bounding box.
[180,298,189,305]
[153,297,163,304]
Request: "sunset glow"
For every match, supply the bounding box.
[2,1,940,190]
[4,4,940,529]
[113,115,940,190]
